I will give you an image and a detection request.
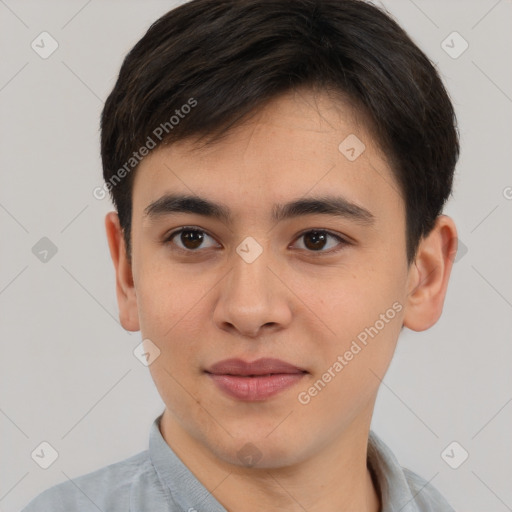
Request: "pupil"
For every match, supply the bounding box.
[304,231,326,251]
[182,230,203,249]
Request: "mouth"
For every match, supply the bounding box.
[204,358,308,401]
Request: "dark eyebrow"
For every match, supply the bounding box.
[143,193,375,226]
[272,195,375,226]
[144,194,231,224]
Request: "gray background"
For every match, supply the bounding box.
[1,0,511,510]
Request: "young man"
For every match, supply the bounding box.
[22,0,459,510]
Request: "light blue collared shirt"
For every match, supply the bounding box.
[21,413,454,511]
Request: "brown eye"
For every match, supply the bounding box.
[167,228,219,251]
[304,231,328,250]
[294,230,347,253]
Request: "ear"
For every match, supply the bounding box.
[403,215,458,331]
[105,211,140,332]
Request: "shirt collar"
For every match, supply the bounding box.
[149,413,227,512]
[367,430,421,512]
[149,413,421,512]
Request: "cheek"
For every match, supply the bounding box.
[296,303,402,435]
[137,269,208,418]
[307,257,406,384]
[304,265,400,336]
[135,257,204,338]
[135,262,222,377]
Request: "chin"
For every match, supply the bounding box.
[206,433,307,470]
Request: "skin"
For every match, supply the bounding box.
[105,87,458,512]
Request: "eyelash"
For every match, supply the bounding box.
[163,226,350,255]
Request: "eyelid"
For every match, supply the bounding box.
[164,226,351,254]
[290,228,351,254]
[165,226,220,251]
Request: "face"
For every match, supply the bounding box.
[123,88,414,468]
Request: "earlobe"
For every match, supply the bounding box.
[105,212,140,332]
[403,215,458,332]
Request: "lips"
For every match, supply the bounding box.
[205,357,307,376]
[205,358,307,401]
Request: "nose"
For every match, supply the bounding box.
[213,245,293,339]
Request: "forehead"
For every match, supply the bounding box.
[132,88,402,226]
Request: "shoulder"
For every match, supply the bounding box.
[367,431,455,512]
[21,450,151,512]
[402,467,455,512]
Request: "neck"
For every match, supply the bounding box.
[160,410,381,512]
